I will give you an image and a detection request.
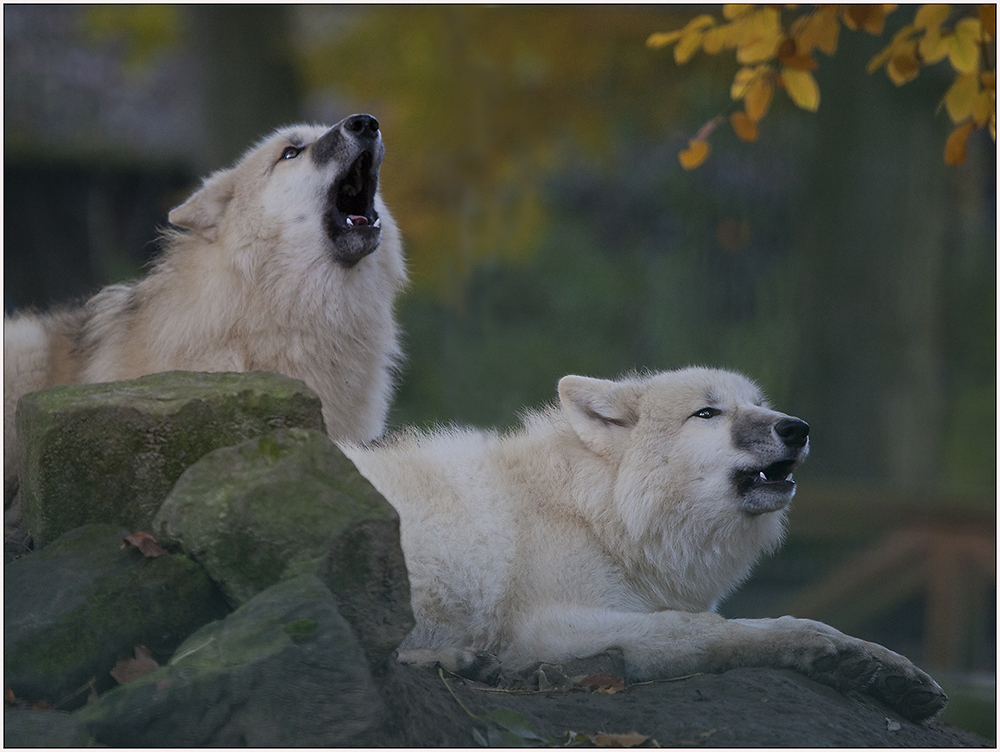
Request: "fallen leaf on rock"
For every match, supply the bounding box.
[562,731,594,746]
[578,673,626,693]
[122,531,167,558]
[593,730,650,748]
[111,645,160,684]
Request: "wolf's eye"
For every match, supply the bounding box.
[692,407,721,420]
[280,146,302,161]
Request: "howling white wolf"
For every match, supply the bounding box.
[5,114,408,498]
[341,367,947,723]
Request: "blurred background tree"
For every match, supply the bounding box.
[4,5,995,735]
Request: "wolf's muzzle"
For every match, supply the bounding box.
[312,114,382,167]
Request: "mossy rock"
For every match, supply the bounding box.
[16,370,325,547]
[153,428,413,668]
[75,575,385,747]
[3,708,96,747]
[4,524,229,709]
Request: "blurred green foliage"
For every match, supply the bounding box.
[82,5,181,72]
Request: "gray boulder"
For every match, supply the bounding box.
[75,574,386,747]
[16,370,325,547]
[3,708,96,747]
[153,427,413,668]
[4,524,229,709]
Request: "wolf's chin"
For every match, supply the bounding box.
[328,230,382,268]
[732,461,797,516]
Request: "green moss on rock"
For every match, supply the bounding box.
[16,371,325,547]
[153,428,413,666]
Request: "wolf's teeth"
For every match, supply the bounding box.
[346,217,355,227]
[759,471,767,481]
[373,218,381,228]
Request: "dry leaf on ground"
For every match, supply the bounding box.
[111,645,160,685]
[122,531,167,558]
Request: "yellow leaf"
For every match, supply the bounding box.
[944,120,975,165]
[972,89,995,126]
[781,53,818,70]
[684,14,718,34]
[794,6,840,55]
[843,5,895,35]
[919,27,951,63]
[730,111,759,142]
[782,68,820,111]
[673,15,717,64]
[675,32,703,63]
[736,8,783,64]
[730,65,760,99]
[887,45,921,85]
[868,23,917,74]
[702,25,728,54]
[914,4,952,31]
[990,110,996,140]
[982,70,996,90]
[945,73,980,122]
[649,15,715,58]
[745,77,773,121]
[723,5,754,21]
[646,30,684,49]
[867,44,894,74]
[949,18,982,74]
[679,138,711,170]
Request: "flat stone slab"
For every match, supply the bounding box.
[16,370,325,546]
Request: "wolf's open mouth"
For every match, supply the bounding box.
[733,459,797,515]
[336,152,380,228]
[324,150,381,266]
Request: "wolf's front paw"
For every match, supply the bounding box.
[397,647,501,684]
[793,629,947,723]
[864,660,948,722]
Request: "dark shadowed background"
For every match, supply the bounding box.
[4,5,994,736]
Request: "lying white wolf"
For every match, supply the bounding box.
[341,367,946,722]
[5,114,407,498]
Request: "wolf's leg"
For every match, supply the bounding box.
[513,606,946,722]
[396,647,501,684]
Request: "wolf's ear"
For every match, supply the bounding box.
[558,375,638,458]
[168,168,237,242]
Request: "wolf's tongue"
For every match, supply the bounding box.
[346,215,369,227]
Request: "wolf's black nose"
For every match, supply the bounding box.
[344,114,379,136]
[775,417,809,449]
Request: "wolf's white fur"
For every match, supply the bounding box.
[341,367,946,722]
[5,119,407,496]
